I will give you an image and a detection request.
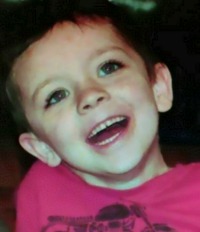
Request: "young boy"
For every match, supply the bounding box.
[0,0,200,231]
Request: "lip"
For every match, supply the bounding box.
[85,115,130,149]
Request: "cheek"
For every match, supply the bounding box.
[26,111,73,147]
[111,75,154,106]
[44,114,81,148]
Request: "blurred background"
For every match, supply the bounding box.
[0,0,200,231]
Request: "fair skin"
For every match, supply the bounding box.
[12,19,173,190]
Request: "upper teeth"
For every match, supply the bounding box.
[88,116,126,138]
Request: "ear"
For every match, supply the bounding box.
[152,63,173,112]
[19,133,61,167]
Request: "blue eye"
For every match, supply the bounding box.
[45,89,69,108]
[98,60,124,77]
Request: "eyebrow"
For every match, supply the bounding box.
[88,46,125,61]
[32,77,56,103]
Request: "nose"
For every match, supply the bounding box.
[77,87,110,114]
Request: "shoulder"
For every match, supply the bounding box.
[16,161,70,197]
[169,162,200,187]
[20,160,59,183]
[147,162,200,191]
[173,162,200,176]
[15,161,68,231]
[180,162,200,179]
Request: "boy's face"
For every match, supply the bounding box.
[13,19,172,186]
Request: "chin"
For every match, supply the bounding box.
[105,159,141,177]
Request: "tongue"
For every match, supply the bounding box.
[88,120,127,144]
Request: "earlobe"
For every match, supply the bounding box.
[19,133,61,167]
[152,63,173,112]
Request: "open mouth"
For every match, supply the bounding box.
[87,116,129,147]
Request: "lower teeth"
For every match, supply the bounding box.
[96,133,120,146]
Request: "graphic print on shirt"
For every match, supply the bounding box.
[42,203,176,232]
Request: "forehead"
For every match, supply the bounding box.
[14,18,125,66]
[12,18,138,87]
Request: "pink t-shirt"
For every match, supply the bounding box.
[16,161,200,232]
